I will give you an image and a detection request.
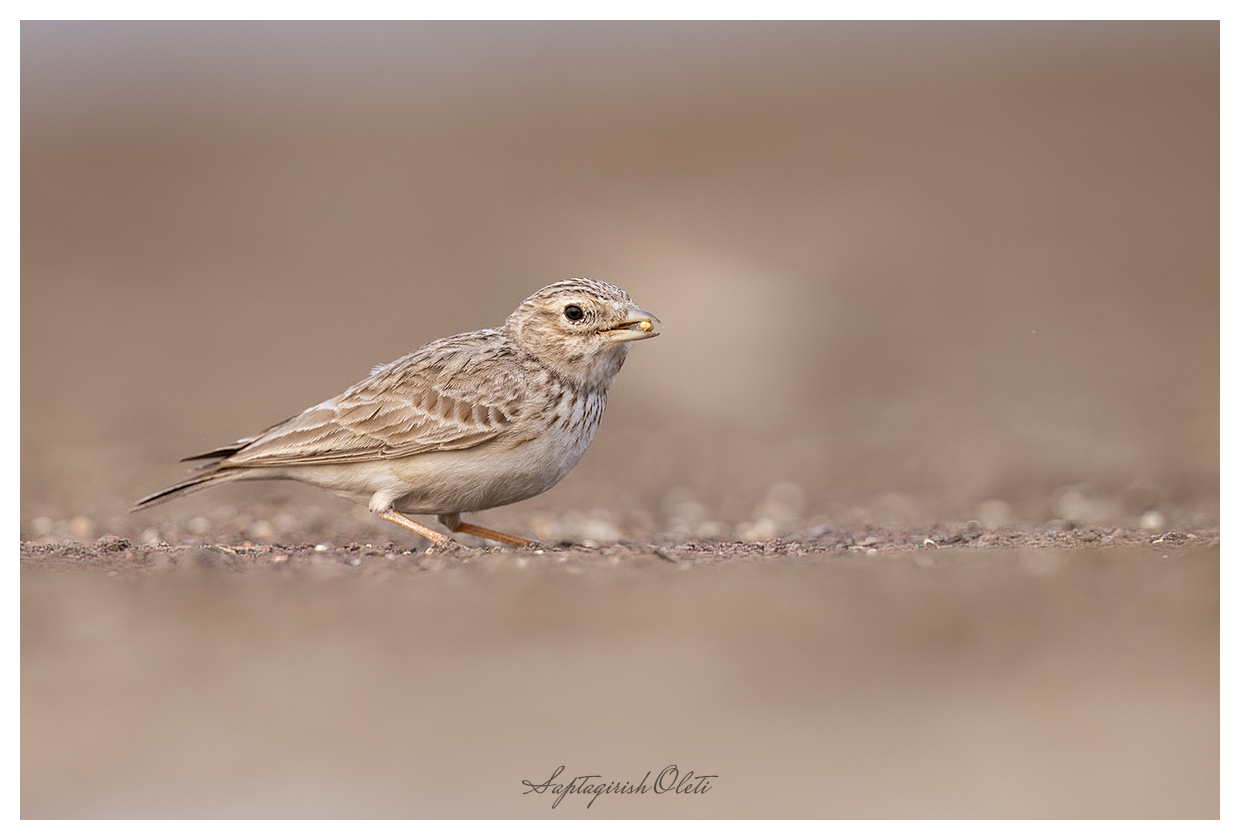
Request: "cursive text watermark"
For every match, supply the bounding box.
[521,764,717,809]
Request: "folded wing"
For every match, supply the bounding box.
[192,331,523,469]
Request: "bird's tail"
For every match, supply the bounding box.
[131,469,243,512]
[131,432,264,513]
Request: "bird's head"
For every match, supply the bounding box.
[504,278,659,387]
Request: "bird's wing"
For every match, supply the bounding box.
[206,331,525,469]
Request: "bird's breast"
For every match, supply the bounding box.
[382,388,608,515]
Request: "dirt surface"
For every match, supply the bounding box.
[18,522,1221,576]
[20,22,1219,818]
[21,531,1219,818]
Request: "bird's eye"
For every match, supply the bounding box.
[564,304,584,322]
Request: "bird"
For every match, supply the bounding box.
[133,278,659,549]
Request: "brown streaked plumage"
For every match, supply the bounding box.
[133,279,659,548]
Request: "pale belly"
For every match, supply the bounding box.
[272,423,598,516]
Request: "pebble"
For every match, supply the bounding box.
[579,519,621,542]
[530,509,623,542]
[69,515,95,540]
[976,498,1014,528]
[669,501,708,532]
[95,535,131,552]
[735,518,778,542]
[1139,510,1167,531]
[247,519,275,540]
[1052,486,1121,526]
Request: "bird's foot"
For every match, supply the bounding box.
[437,513,535,548]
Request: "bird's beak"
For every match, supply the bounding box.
[599,308,661,342]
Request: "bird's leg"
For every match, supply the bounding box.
[378,509,459,549]
[453,522,534,548]
[438,513,534,548]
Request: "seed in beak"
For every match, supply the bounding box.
[640,320,653,332]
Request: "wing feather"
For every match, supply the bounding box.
[209,330,524,469]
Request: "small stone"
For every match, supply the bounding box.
[1052,486,1121,526]
[248,519,274,540]
[31,517,54,537]
[69,515,95,540]
[95,535,131,552]
[1139,510,1167,531]
[579,517,621,542]
[735,518,778,542]
[314,544,329,553]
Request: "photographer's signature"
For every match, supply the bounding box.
[522,764,717,809]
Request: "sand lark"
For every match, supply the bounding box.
[134,279,659,548]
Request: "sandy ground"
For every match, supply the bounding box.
[20,22,1219,818]
[20,530,1220,818]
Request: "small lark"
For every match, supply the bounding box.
[133,279,659,548]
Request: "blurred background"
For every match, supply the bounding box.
[22,20,1219,542]
[21,21,1219,819]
